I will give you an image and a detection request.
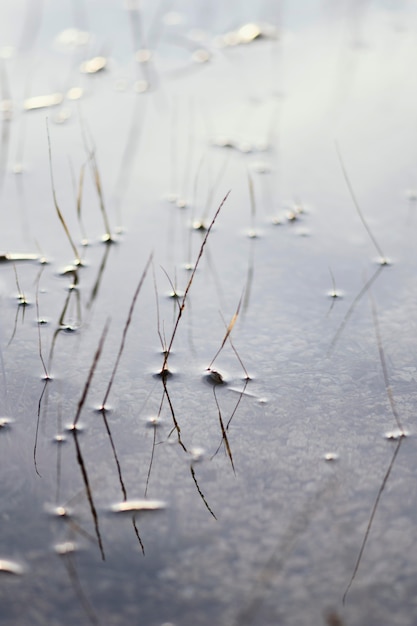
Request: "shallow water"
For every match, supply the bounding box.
[1,2,417,625]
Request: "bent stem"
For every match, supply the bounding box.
[335,142,387,264]
[46,119,81,265]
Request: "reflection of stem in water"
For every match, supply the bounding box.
[127,0,147,52]
[0,61,11,192]
[145,397,216,520]
[86,242,112,311]
[126,0,158,91]
[7,300,24,348]
[187,152,205,266]
[131,516,145,555]
[199,230,225,308]
[342,437,404,604]
[213,386,235,473]
[0,330,8,411]
[73,320,109,428]
[160,266,182,327]
[180,98,195,207]
[14,107,27,174]
[169,98,178,199]
[247,170,257,236]
[113,96,148,226]
[369,289,404,434]
[343,287,407,603]
[55,383,64,503]
[153,262,168,353]
[144,418,158,497]
[326,266,341,317]
[235,479,337,626]
[161,378,186,451]
[146,0,173,50]
[96,257,151,553]
[59,548,100,626]
[71,0,89,31]
[98,408,127,501]
[72,429,105,561]
[211,379,248,460]
[200,156,229,227]
[70,322,109,560]
[190,465,217,520]
[69,158,88,243]
[327,264,383,356]
[58,489,104,545]
[243,236,255,317]
[18,0,44,53]
[48,271,82,369]
[35,264,50,379]
[34,379,48,477]
[7,263,29,347]
[33,266,53,472]
[14,168,32,244]
[100,253,152,410]
[208,294,243,373]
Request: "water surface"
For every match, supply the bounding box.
[0,2,417,625]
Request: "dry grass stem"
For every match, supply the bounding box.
[73,320,110,427]
[335,142,387,264]
[46,119,81,264]
[100,253,153,409]
[162,190,230,372]
[208,293,243,371]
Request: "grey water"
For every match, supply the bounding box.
[0,1,417,625]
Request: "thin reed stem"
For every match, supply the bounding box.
[369,290,405,434]
[73,320,110,427]
[343,437,404,604]
[208,293,243,371]
[162,190,230,372]
[46,119,81,264]
[335,142,387,263]
[101,253,152,409]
